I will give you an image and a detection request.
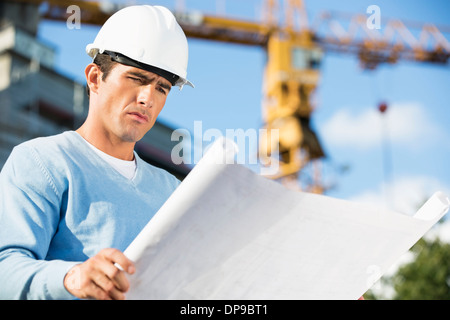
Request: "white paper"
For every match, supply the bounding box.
[124,137,449,300]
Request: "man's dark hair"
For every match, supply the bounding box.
[86,53,117,97]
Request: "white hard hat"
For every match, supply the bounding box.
[86,5,193,89]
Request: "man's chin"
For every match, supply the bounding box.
[118,131,145,143]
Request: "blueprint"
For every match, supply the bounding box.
[124,137,449,299]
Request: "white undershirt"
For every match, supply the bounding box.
[80,135,137,180]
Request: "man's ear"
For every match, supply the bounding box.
[85,63,101,95]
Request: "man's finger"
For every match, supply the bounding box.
[99,260,131,293]
[89,280,113,300]
[93,272,126,300]
[100,248,135,274]
[90,250,131,293]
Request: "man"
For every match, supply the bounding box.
[0,5,193,300]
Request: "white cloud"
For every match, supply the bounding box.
[320,102,443,150]
[350,175,450,216]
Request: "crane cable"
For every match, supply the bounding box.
[372,71,395,210]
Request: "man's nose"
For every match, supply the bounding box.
[137,84,155,108]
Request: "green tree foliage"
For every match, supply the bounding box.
[390,237,450,300]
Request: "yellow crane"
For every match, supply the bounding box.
[5,0,450,192]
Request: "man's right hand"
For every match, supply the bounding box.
[63,248,135,300]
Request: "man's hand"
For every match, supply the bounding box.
[64,248,135,300]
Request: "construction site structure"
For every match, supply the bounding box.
[2,0,450,192]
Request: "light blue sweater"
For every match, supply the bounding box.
[0,131,180,299]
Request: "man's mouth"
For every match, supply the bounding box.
[128,112,149,123]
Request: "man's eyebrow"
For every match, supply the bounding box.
[126,71,150,80]
[126,71,171,91]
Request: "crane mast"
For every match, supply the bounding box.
[4,0,449,192]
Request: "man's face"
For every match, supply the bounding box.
[94,63,171,143]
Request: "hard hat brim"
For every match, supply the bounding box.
[87,46,194,89]
[103,51,180,86]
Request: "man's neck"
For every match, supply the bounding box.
[76,125,135,161]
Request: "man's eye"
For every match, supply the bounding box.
[157,87,168,95]
[129,77,142,83]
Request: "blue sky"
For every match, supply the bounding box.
[37,0,450,217]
